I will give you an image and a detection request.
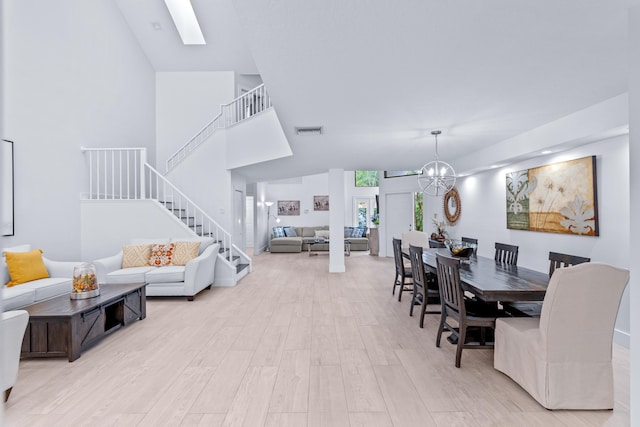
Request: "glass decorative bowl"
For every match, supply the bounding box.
[71,263,100,299]
[444,240,475,258]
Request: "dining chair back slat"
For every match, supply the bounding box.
[392,238,412,301]
[429,239,446,248]
[461,237,478,256]
[495,242,519,265]
[409,244,440,326]
[548,251,591,277]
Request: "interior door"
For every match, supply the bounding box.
[385,192,414,256]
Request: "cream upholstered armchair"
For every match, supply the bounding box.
[401,231,429,251]
[1,310,29,401]
[494,262,629,410]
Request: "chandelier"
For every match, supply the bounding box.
[417,130,456,197]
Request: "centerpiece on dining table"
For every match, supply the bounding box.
[444,239,475,259]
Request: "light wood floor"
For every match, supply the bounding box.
[3,251,630,427]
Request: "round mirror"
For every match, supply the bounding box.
[443,187,461,225]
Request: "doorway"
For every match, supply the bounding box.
[385,192,415,256]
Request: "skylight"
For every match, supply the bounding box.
[164,0,206,45]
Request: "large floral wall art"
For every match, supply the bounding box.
[506,156,598,236]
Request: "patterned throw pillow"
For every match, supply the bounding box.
[344,227,353,238]
[172,241,201,266]
[122,244,152,268]
[148,243,175,266]
[273,227,285,238]
[315,230,330,239]
[350,227,367,238]
[283,226,297,237]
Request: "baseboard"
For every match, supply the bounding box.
[613,328,630,348]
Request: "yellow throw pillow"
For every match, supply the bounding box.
[5,249,49,287]
[122,244,152,268]
[148,243,175,267]
[172,241,200,266]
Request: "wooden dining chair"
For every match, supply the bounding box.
[548,251,591,276]
[494,242,518,265]
[408,244,440,327]
[504,251,591,318]
[461,237,478,255]
[428,239,446,248]
[435,253,496,368]
[392,238,413,301]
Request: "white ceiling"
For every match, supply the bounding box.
[116,1,630,182]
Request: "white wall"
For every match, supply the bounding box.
[80,200,198,261]
[156,71,235,169]
[235,74,263,97]
[0,0,155,260]
[266,171,378,228]
[166,131,232,231]
[226,109,292,169]
[425,135,631,345]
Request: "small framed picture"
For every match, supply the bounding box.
[314,195,329,211]
[278,200,300,216]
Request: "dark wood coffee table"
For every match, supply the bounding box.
[21,282,147,362]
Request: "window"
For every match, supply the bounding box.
[355,171,379,187]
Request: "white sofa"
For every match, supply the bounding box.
[94,237,220,301]
[2,310,29,401]
[1,244,79,311]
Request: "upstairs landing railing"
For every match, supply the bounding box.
[81,147,234,262]
[166,83,272,172]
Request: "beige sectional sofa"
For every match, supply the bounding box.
[270,226,369,253]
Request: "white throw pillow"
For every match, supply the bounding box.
[315,230,330,239]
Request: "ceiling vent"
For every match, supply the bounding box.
[295,126,323,135]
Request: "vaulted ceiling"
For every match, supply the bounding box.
[116,0,630,182]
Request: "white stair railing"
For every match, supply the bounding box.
[166,83,272,172]
[82,147,234,262]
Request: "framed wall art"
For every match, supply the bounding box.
[506,155,598,236]
[278,200,300,216]
[314,195,329,211]
[1,140,14,236]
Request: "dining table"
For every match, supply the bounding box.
[419,248,550,303]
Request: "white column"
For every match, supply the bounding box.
[628,4,640,425]
[329,168,345,273]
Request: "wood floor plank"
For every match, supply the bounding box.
[189,350,253,414]
[373,364,437,427]
[339,349,387,412]
[220,366,278,427]
[310,324,341,366]
[250,325,288,366]
[348,412,394,427]
[180,414,226,427]
[308,365,350,427]
[137,366,214,427]
[265,413,309,427]
[269,350,311,413]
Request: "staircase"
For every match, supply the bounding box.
[166,83,272,172]
[160,200,250,277]
[81,147,251,286]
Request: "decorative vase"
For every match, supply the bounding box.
[71,263,100,299]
